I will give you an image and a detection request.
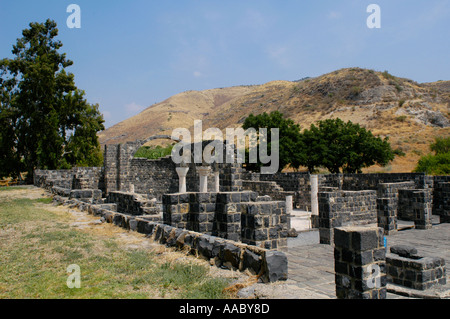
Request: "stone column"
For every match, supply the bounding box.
[197,166,211,193]
[310,175,318,215]
[334,225,386,299]
[286,195,293,215]
[175,167,189,193]
[214,171,220,192]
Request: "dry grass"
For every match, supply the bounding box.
[0,187,248,299]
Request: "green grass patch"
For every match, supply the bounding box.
[134,145,174,160]
[0,196,232,299]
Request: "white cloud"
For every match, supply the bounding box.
[125,102,145,116]
[102,110,112,120]
[327,11,342,19]
[266,45,291,68]
[193,71,203,78]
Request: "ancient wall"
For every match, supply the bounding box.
[162,191,289,250]
[318,190,378,244]
[34,168,103,191]
[433,176,450,222]
[398,189,433,229]
[376,181,416,234]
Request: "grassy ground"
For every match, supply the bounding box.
[0,187,237,299]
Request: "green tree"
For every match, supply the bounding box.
[414,137,450,175]
[430,136,450,155]
[0,19,104,180]
[242,111,304,172]
[301,118,397,173]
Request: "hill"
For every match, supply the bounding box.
[97,68,450,173]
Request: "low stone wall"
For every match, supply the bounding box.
[34,169,74,189]
[376,181,416,234]
[51,186,102,203]
[162,191,289,250]
[34,168,104,192]
[51,194,288,283]
[242,172,435,212]
[398,189,432,229]
[106,191,159,216]
[318,190,377,244]
[386,245,446,290]
[433,181,450,223]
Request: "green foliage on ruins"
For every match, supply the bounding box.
[0,19,104,181]
[414,137,450,175]
[134,144,174,160]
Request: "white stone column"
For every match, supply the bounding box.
[176,167,189,193]
[286,195,293,215]
[311,175,319,215]
[214,171,220,192]
[197,166,211,193]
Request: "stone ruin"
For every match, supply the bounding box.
[33,136,450,296]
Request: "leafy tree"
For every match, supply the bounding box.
[0,19,104,180]
[430,136,450,155]
[414,137,450,175]
[242,111,304,172]
[301,118,397,173]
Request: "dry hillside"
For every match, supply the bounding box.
[98,68,450,173]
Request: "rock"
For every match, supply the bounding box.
[243,249,262,275]
[262,251,288,283]
[287,228,298,237]
[390,245,419,258]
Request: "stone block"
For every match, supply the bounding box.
[262,251,288,283]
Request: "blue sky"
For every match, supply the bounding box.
[1,1,449,128]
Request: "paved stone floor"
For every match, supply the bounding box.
[285,218,450,299]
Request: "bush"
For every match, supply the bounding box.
[414,153,450,175]
[414,137,450,175]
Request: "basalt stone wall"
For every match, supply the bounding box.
[318,190,378,245]
[71,167,104,192]
[104,141,244,198]
[376,182,416,234]
[52,195,288,282]
[162,191,289,250]
[398,189,433,229]
[106,191,160,216]
[341,173,433,191]
[334,226,387,299]
[241,199,288,250]
[34,168,103,191]
[241,180,295,204]
[34,169,74,189]
[433,177,450,222]
[244,171,322,210]
[129,157,178,200]
[386,245,446,290]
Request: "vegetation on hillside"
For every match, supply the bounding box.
[414,137,450,175]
